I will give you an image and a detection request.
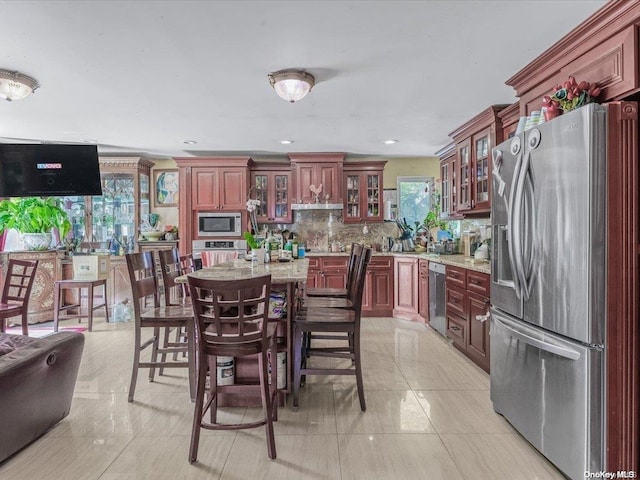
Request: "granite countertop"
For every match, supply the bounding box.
[305,251,491,275]
[176,258,309,284]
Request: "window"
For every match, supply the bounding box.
[396,176,432,230]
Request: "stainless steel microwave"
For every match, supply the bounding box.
[196,212,242,237]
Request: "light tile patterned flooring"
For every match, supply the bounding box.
[0,317,566,479]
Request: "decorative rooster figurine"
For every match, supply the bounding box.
[310,184,323,203]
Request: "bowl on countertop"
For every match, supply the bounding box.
[142,231,165,241]
[414,246,426,253]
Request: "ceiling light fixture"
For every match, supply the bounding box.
[0,69,39,101]
[268,69,315,103]
[280,140,294,145]
[183,140,198,145]
[384,139,398,145]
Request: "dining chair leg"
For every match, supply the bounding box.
[21,310,29,336]
[149,326,160,381]
[259,348,277,460]
[354,330,366,412]
[128,327,142,402]
[209,360,218,424]
[189,359,208,464]
[292,324,304,411]
[270,340,278,422]
[159,326,171,375]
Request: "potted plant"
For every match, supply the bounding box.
[0,197,71,250]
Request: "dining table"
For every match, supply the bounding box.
[175,258,309,404]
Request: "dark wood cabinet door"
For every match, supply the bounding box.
[472,127,491,212]
[218,168,246,210]
[394,257,419,315]
[319,163,340,203]
[440,160,452,218]
[457,138,472,212]
[192,168,219,208]
[345,172,381,223]
[251,171,292,224]
[371,268,394,316]
[294,163,316,204]
[467,292,490,373]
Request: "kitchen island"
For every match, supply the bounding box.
[176,258,309,406]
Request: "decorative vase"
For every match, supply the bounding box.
[22,233,52,251]
[543,105,562,122]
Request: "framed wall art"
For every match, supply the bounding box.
[153,169,179,207]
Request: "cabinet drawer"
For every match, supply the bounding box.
[307,257,320,269]
[446,265,466,289]
[321,257,349,270]
[446,312,467,350]
[466,270,490,297]
[369,256,393,270]
[446,285,467,318]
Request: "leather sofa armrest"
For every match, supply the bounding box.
[0,332,85,463]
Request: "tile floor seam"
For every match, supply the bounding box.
[95,436,136,480]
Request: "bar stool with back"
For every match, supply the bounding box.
[125,251,195,402]
[0,259,39,335]
[292,247,373,411]
[187,273,278,462]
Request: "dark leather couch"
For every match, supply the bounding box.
[0,332,84,463]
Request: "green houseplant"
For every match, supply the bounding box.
[0,197,71,250]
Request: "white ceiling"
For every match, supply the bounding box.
[0,0,607,160]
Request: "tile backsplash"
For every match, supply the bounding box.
[268,210,397,252]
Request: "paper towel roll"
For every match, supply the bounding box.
[384,200,392,220]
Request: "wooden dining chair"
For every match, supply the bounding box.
[125,252,194,402]
[292,247,373,411]
[187,274,278,462]
[0,259,39,335]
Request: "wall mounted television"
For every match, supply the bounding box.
[0,144,103,197]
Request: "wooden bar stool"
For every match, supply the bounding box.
[53,279,109,332]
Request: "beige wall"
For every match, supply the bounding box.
[383,157,440,189]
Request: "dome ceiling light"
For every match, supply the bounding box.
[267,69,315,103]
[0,69,39,101]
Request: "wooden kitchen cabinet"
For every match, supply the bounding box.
[393,256,420,322]
[362,256,394,316]
[61,157,154,247]
[192,166,247,210]
[250,164,292,224]
[305,256,348,290]
[448,105,507,215]
[342,161,386,223]
[289,153,344,204]
[467,291,491,372]
[445,266,490,373]
[435,143,461,220]
[174,157,253,257]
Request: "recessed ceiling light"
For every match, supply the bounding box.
[384,139,398,145]
[183,140,198,145]
[83,139,98,144]
[280,140,294,145]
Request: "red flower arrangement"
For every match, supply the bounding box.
[542,76,601,119]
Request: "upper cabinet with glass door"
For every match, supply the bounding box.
[61,158,154,248]
[448,105,508,216]
[342,161,386,223]
[250,164,292,224]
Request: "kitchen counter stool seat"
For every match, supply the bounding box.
[53,278,109,332]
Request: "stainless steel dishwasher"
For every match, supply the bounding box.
[428,262,446,337]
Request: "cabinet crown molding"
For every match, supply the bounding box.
[448,105,509,142]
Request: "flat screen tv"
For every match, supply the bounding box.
[0,144,103,197]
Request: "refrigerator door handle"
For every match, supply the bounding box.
[507,150,524,299]
[493,316,582,361]
[510,150,529,300]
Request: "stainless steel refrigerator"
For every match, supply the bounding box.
[490,104,608,480]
